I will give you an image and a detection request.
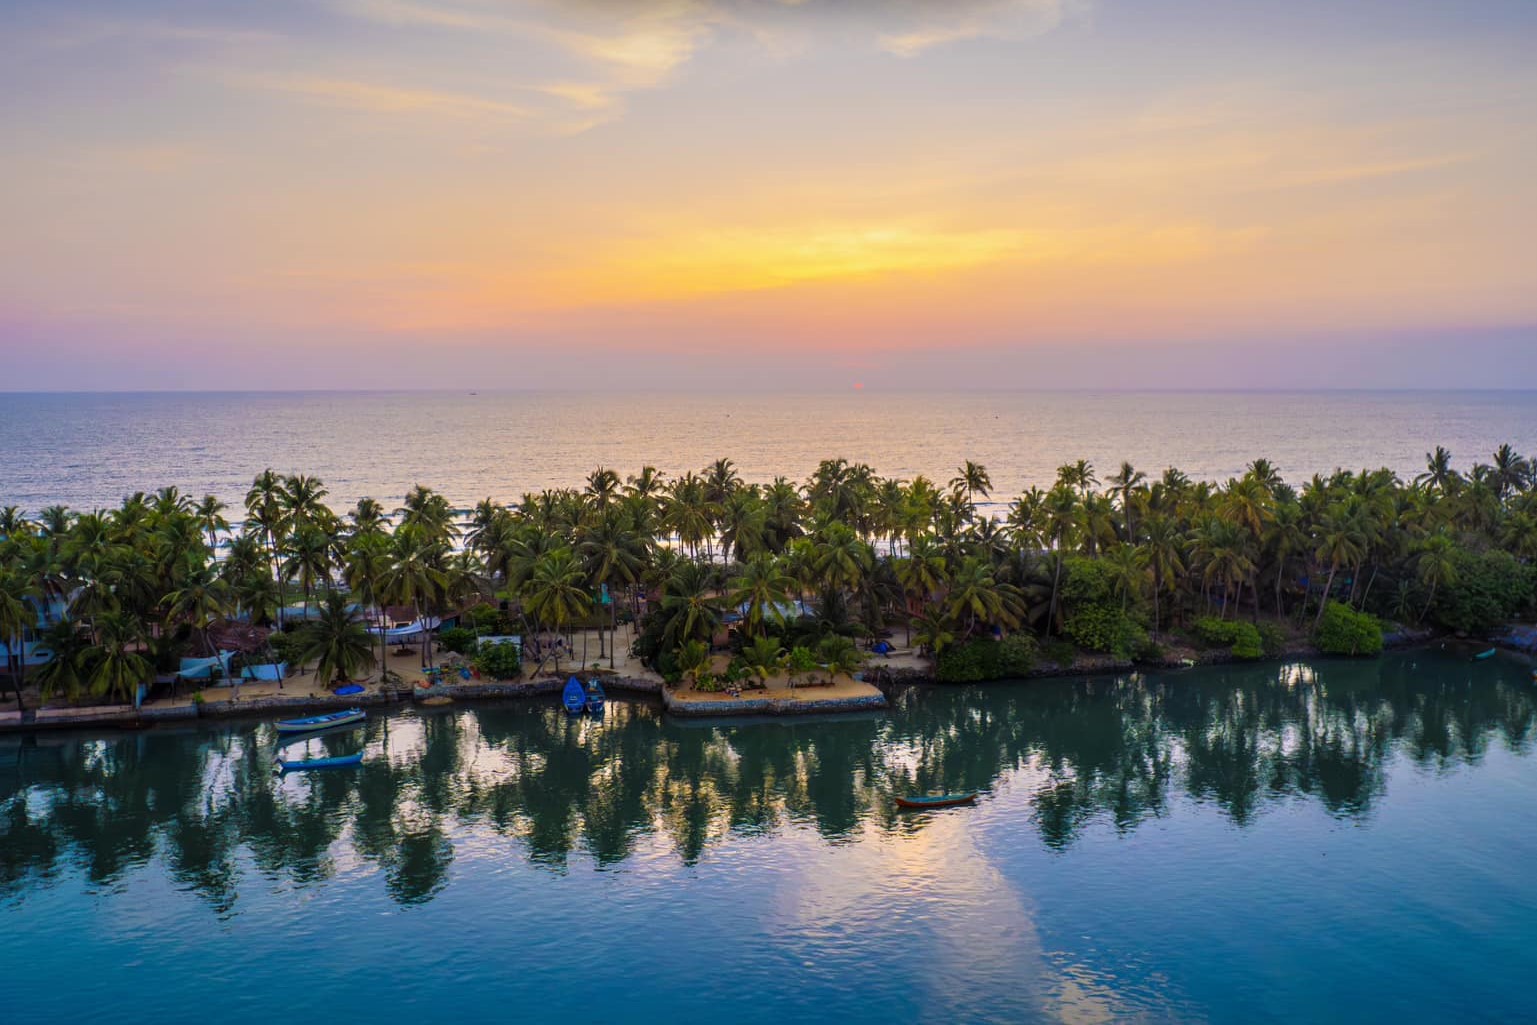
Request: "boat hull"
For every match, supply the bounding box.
[562,677,587,715]
[896,792,979,809]
[275,709,365,734]
[275,752,363,772]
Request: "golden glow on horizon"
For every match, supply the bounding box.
[1,0,1534,368]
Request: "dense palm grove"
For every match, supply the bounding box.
[4,445,1537,707]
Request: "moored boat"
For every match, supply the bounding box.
[563,676,587,715]
[896,792,979,810]
[1473,648,1497,660]
[586,679,606,716]
[275,708,365,734]
[274,751,363,773]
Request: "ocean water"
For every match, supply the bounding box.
[3,390,1536,515]
[2,650,1535,1024]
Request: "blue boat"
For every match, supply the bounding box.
[586,679,606,716]
[562,676,586,715]
[274,751,363,773]
[896,792,978,810]
[275,708,365,735]
[1474,648,1497,660]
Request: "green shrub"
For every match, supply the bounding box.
[995,634,1037,677]
[787,646,818,673]
[1064,606,1145,660]
[1428,550,1537,635]
[267,629,306,668]
[437,627,477,655]
[694,673,724,693]
[466,605,509,632]
[1043,638,1078,667]
[934,641,986,683]
[1256,621,1287,658]
[934,634,1038,683]
[1315,602,1383,656]
[472,641,522,680]
[1193,617,1263,660]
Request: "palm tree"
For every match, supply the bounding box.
[658,560,722,654]
[1140,514,1185,633]
[165,567,233,656]
[586,467,622,514]
[1491,443,1531,501]
[1057,459,1098,499]
[943,557,1023,639]
[281,524,333,620]
[1312,510,1366,627]
[382,530,448,668]
[521,548,592,672]
[729,554,794,638]
[32,621,90,703]
[741,634,785,687]
[949,461,991,518]
[193,495,228,556]
[1415,533,1458,624]
[0,571,35,711]
[1416,446,1460,495]
[910,608,956,658]
[344,531,394,672]
[675,638,711,689]
[297,592,376,687]
[87,612,153,703]
[1043,483,1078,632]
[245,469,287,628]
[1106,461,1147,541]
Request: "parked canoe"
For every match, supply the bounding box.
[586,679,606,716]
[275,708,365,734]
[1473,648,1497,660]
[274,751,363,773]
[562,676,587,715]
[896,792,979,810]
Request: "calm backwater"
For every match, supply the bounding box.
[3,649,1536,1023]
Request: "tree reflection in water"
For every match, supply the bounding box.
[2,653,1532,909]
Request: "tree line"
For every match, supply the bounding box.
[4,444,1537,705]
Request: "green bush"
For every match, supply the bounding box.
[1193,617,1264,660]
[1064,606,1145,660]
[472,641,522,680]
[934,634,1037,683]
[787,646,818,673]
[934,641,986,683]
[1257,621,1287,658]
[1428,550,1537,635]
[267,629,306,668]
[1043,638,1078,667]
[466,605,510,632]
[437,626,477,655]
[1315,602,1383,656]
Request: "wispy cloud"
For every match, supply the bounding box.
[233,74,530,119]
[877,0,1081,57]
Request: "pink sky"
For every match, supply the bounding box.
[2,0,1535,389]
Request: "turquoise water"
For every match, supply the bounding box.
[3,650,1536,1023]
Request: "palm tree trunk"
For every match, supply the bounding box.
[1048,552,1063,635]
[1359,564,1380,611]
[1420,578,1438,625]
[1315,565,1339,628]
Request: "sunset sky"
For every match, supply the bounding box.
[3,0,1535,390]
